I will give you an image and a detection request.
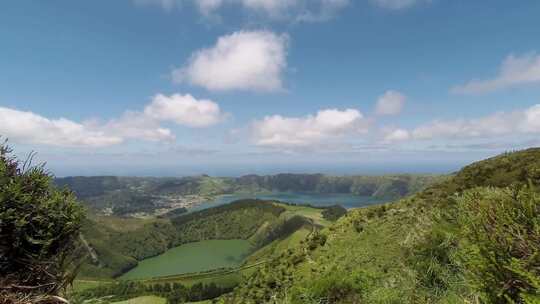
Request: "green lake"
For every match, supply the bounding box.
[120,239,252,280]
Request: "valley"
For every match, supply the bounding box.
[75,200,333,280]
[55,174,439,218]
[67,148,540,304]
[69,199,338,303]
[58,173,439,297]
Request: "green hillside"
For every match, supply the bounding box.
[71,199,341,303]
[218,148,540,304]
[78,200,334,279]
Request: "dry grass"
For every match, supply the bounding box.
[0,278,70,304]
[0,291,69,304]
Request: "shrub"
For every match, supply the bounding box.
[0,143,85,299]
[322,205,347,221]
[408,226,458,290]
[456,187,540,303]
[290,271,364,304]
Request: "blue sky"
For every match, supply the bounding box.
[1,0,540,176]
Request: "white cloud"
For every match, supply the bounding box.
[521,104,540,132]
[0,93,224,148]
[0,107,123,148]
[411,104,540,140]
[195,0,224,15]
[102,111,175,142]
[173,31,288,92]
[239,0,349,20]
[99,93,223,143]
[375,90,406,115]
[135,0,429,19]
[371,0,426,10]
[452,53,540,94]
[134,0,348,22]
[144,93,224,127]
[252,108,368,148]
[382,128,410,143]
[296,0,349,22]
[240,0,297,15]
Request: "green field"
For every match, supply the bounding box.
[120,240,252,280]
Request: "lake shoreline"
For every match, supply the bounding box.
[190,191,392,212]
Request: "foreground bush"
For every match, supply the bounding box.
[0,143,84,302]
[456,187,540,303]
[289,271,365,304]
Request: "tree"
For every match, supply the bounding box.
[0,142,85,301]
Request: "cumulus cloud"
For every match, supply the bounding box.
[371,0,427,10]
[144,94,224,127]
[101,111,175,143]
[452,53,540,94]
[375,90,406,115]
[520,104,540,132]
[173,31,288,92]
[0,93,224,148]
[252,108,368,148]
[412,104,540,140]
[0,107,123,147]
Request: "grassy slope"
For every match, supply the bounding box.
[278,203,333,226]
[79,215,176,278]
[220,201,421,303]
[197,176,234,196]
[219,148,540,304]
[245,227,312,265]
[91,215,157,232]
[244,203,334,264]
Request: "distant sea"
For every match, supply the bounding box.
[190,192,390,212]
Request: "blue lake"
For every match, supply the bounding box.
[191,192,389,212]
